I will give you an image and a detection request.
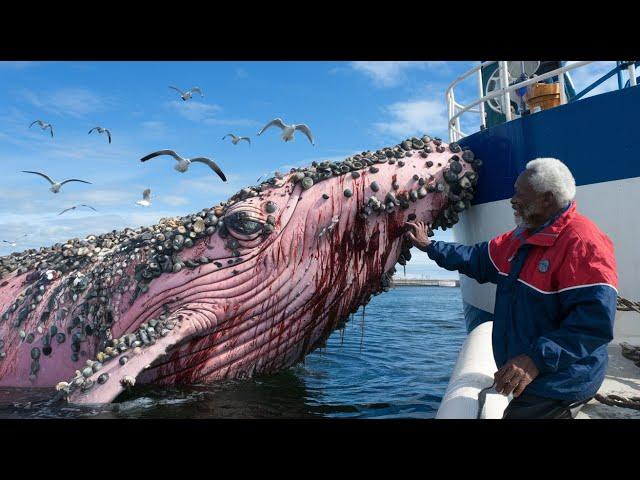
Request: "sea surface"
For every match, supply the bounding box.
[0,286,467,419]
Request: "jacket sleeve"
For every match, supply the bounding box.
[424,241,499,284]
[526,285,617,374]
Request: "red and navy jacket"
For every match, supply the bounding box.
[425,202,618,401]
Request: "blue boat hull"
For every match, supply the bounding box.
[453,85,640,334]
[459,85,640,206]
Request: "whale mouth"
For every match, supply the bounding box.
[56,311,181,404]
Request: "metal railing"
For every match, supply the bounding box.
[446,61,639,142]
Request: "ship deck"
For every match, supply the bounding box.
[578,310,640,419]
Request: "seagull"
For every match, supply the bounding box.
[58,204,98,216]
[139,150,227,181]
[223,133,251,145]
[136,189,152,207]
[21,171,92,193]
[169,86,204,101]
[88,126,112,144]
[30,120,54,137]
[1,234,29,247]
[257,118,314,145]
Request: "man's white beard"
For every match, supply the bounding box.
[513,204,536,228]
[514,212,530,228]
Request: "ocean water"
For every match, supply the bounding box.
[0,286,467,419]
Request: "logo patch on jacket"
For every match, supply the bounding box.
[538,259,550,273]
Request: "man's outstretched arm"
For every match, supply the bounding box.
[404,221,499,284]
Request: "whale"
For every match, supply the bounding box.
[0,135,480,404]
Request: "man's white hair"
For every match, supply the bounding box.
[525,157,576,206]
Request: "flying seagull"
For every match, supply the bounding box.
[21,171,92,193]
[223,133,251,145]
[169,86,204,101]
[30,120,54,137]
[139,150,227,181]
[1,234,29,247]
[58,204,98,216]
[257,118,314,145]
[136,189,152,207]
[88,126,112,144]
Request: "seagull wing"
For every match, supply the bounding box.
[140,150,181,163]
[294,124,315,145]
[190,158,227,182]
[105,129,111,143]
[222,134,236,141]
[191,87,203,96]
[80,204,98,211]
[22,170,56,185]
[142,189,151,201]
[258,118,285,136]
[240,137,251,144]
[58,207,76,216]
[59,179,92,186]
[30,120,43,128]
[169,86,185,96]
[88,127,98,134]
[48,124,54,137]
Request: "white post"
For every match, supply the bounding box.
[499,61,512,121]
[447,92,454,141]
[628,62,637,87]
[454,103,462,141]
[558,71,566,105]
[477,66,486,129]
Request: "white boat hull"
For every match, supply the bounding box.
[437,178,640,419]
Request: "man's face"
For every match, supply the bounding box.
[511,172,546,228]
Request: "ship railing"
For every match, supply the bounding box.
[446,60,639,142]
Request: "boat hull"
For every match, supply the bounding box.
[436,85,640,419]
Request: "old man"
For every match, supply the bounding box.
[405,158,618,419]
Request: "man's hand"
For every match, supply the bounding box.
[494,354,540,398]
[404,221,432,251]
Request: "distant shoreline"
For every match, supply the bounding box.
[391,278,460,288]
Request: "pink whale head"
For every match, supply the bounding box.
[0,135,479,404]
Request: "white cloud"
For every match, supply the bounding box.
[0,209,183,251]
[141,120,169,137]
[165,100,258,127]
[167,100,222,122]
[565,61,620,99]
[160,195,190,207]
[0,61,40,69]
[71,190,135,207]
[19,87,112,118]
[374,99,448,139]
[203,118,260,127]
[0,187,134,217]
[350,61,447,87]
[174,177,242,198]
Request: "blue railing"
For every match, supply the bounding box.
[570,61,640,103]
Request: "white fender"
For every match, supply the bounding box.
[436,321,510,419]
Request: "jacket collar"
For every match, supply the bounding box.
[521,202,577,247]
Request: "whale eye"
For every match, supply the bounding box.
[225,211,263,236]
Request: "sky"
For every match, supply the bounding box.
[0,60,622,279]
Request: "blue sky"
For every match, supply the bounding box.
[0,61,618,279]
